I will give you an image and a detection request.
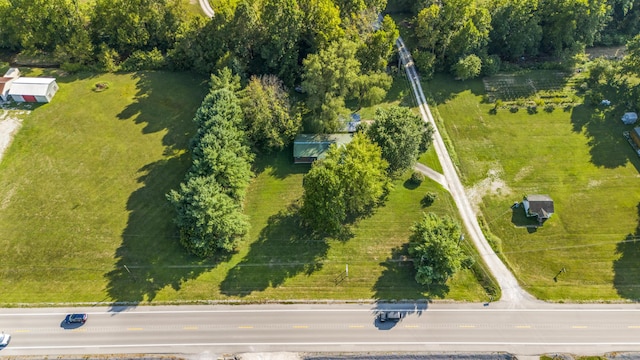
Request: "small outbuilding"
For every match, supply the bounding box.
[622,112,638,125]
[523,194,554,224]
[9,77,58,103]
[293,133,353,164]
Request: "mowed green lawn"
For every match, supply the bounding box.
[425,72,640,301]
[0,71,209,304]
[0,71,488,305]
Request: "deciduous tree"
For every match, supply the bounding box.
[366,106,433,174]
[413,0,491,70]
[488,0,542,60]
[538,0,608,56]
[241,75,302,152]
[408,213,468,285]
[451,54,482,80]
[91,0,185,56]
[300,134,390,233]
[258,0,303,85]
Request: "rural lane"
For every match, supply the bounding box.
[396,37,538,306]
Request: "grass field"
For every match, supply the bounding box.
[424,71,640,302]
[0,70,490,305]
[0,71,209,304]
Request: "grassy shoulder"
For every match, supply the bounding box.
[424,71,640,302]
[0,70,488,305]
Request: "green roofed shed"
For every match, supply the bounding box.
[293,133,353,164]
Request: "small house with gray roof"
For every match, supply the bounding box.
[523,194,555,224]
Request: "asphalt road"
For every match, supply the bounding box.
[1,304,640,357]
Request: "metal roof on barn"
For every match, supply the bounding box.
[8,77,56,97]
[293,133,353,160]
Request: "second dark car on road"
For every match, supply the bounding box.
[65,313,88,324]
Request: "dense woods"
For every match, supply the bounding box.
[2,0,639,83]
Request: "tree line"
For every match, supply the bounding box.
[2,0,638,78]
[402,0,640,80]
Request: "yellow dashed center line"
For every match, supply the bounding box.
[628,325,640,328]
[572,326,587,329]
[459,325,476,328]
[183,326,199,330]
[127,327,144,331]
[14,330,30,333]
[404,325,419,328]
[515,325,531,329]
[349,325,364,328]
[293,325,308,329]
[71,329,86,332]
[238,326,253,329]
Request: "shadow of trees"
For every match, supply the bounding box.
[570,104,636,169]
[252,145,311,180]
[104,71,213,307]
[422,73,486,105]
[613,203,640,300]
[372,246,449,301]
[569,71,640,171]
[220,204,329,296]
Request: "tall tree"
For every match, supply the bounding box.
[168,86,253,257]
[301,38,361,132]
[408,213,468,285]
[298,0,344,54]
[258,0,303,84]
[538,0,609,55]
[488,0,542,60]
[226,0,261,71]
[623,34,640,77]
[413,0,491,70]
[300,162,346,234]
[91,0,185,56]
[300,134,390,233]
[367,106,433,174]
[0,0,84,52]
[357,15,399,72]
[241,75,302,152]
[167,176,249,257]
[337,134,390,216]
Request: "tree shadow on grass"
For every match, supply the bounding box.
[372,246,449,301]
[252,146,310,180]
[220,204,329,297]
[613,203,640,301]
[105,70,213,309]
[116,71,208,152]
[570,102,640,171]
[105,157,228,309]
[423,73,487,106]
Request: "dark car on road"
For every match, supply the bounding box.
[65,313,87,324]
[378,311,402,322]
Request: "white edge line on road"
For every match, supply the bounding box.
[3,308,640,316]
[8,341,640,350]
